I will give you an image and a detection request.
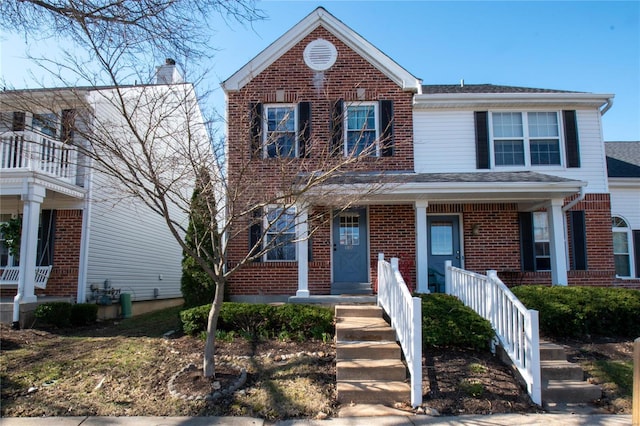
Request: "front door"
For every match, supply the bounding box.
[332,208,369,293]
[427,215,461,293]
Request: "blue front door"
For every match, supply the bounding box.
[427,215,461,293]
[332,208,369,286]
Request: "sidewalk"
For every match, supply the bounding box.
[0,414,633,426]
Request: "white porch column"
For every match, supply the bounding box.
[296,204,309,297]
[17,185,46,304]
[548,198,568,286]
[415,200,429,293]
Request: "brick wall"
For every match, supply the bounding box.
[38,209,82,297]
[226,26,415,296]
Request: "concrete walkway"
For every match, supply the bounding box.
[0,414,632,426]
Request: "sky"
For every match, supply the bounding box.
[1,1,639,142]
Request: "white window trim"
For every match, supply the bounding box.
[533,211,551,271]
[612,216,634,278]
[489,111,564,170]
[344,101,380,157]
[263,205,297,262]
[262,104,298,159]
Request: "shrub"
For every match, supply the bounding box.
[34,302,72,328]
[180,302,334,341]
[419,294,494,351]
[512,285,640,338]
[70,303,98,326]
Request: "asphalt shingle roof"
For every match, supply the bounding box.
[605,141,640,178]
[421,84,579,94]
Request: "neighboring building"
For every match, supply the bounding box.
[0,61,206,323]
[606,141,640,284]
[221,7,634,303]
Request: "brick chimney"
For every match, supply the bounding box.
[155,58,183,84]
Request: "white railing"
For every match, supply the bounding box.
[445,260,541,405]
[377,253,422,407]
[0,131,77,184]
[0,265,52,289]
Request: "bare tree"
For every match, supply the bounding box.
[0,0,394,380]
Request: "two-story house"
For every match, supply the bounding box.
[222,7,629,303]
[0,61,205,324]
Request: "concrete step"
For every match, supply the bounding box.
[541,360,585,381]
[335,305,382,319]
[337,341,401,360]
[337,380,410,405]
[337,358,407,381]
[335,317,397,341]
[542,380,602,403]
[331,283,373,295]
[540,341,567,361]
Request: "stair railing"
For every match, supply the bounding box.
[444,260,541,405]
[377,253,422,407]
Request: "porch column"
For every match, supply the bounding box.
[415,200,429,293]
[17,184,46,304]
[296,204,309,297]
[548,198,568,286]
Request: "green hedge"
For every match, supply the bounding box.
[512,285,640,338]
[34,302,98,328]
[419,293,494,351]
[180,302,334,341]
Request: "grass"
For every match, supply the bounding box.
[584,360,633,397]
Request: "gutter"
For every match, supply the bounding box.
[600,97,614,116]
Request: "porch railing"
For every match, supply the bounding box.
[0,265,52,289]
[377,253,422,407]
[0,131,77,184]
[445,260,541,405]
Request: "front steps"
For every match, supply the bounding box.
[540,341,602,404]
[335,305,410,405]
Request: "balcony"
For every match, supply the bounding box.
[0,131,78,185]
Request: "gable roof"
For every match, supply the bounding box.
[606,141,640,178]
[221,7,422,93]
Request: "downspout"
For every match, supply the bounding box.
[12,285,23,329]
[76,158,94,304]
[563,186,586,213]
[600,98,613,116]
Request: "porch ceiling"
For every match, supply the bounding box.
[299,171,586,205]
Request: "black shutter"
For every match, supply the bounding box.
[634,230,640,278]
[563,110,580,168]
[298,102,311,158]
[249,207,263,262]
[61,109,76,143]
[569,210,588,270]
[12,112,25,131]
[474,111,490,169]
[249,103,263,158]
[331,99,344,156]
[519,212,535,272]
[37,210,56,266]
[379,100,394,157]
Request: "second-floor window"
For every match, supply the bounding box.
[32,113,59,138]
[491,112,561,167]
[345,102,378,156]
[264,105,297,158]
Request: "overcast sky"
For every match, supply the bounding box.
[2,1,639,141]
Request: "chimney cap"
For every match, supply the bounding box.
[166,58,176,65]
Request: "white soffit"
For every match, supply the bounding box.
[221,7,422,93]
[413,92,614,110]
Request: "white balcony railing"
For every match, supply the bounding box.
[377,253,422,407]
[0,131,78,184]
[445,261,541,405]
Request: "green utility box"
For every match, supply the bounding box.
[120,293,132,319]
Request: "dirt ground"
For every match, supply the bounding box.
[0,322,632,419]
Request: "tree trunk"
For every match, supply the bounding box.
[203,280,226,378]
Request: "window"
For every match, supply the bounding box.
[533,212,551,271]
[0,214,19,267]
[345,102,378,156]
[612,216,632,277]
[265,206,296,261]
[491,112,561,167]
[31,113,59,138]
[264,105,297,158]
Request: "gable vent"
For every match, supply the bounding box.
[303,39,337,71]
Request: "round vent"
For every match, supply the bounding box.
[303,39,337,71]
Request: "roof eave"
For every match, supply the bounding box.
[413,92,614,110]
